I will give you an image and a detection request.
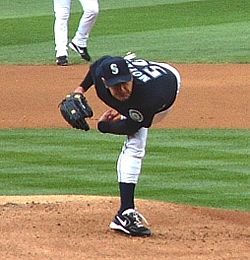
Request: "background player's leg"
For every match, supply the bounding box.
[53,0,71,58]
[72,0,99,48]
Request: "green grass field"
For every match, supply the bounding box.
[0,1,249,212]
[1,129,249,211]
[0,0,250,64]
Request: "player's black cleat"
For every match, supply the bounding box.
[69,42,91,61]
[109,208,151,237]
[56,56,68,66]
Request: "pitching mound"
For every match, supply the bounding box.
[0,195,249,259]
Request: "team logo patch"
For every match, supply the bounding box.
[129,109,144,122]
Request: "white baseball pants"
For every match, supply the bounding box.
[53,0,99,57]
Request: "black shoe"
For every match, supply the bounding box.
[69,42,91,61]
[109,208,151,237]
[56,56,68,66]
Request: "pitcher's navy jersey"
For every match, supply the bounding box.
[80,55,179,135]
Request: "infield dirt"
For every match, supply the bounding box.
[0,64,249,259]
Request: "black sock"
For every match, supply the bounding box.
[118,182,136,215]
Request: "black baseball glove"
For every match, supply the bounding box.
[59,93,93,131]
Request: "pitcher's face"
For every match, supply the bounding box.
[105,80,133,101]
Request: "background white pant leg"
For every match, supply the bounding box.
[72,0,99,47]
[54,0,71,57]
[117,127,148,184]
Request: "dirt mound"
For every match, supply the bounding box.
[0,195,249,260]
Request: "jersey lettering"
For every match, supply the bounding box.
[129,67,151,82]
[144,65,168,78]
[127,59,168,83]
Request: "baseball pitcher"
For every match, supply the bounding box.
[59,53,181,236]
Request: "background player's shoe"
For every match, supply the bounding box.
[69,42,91,61]
[56,56,68,66]
[109,208,151,237]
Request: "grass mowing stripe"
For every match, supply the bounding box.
[100,0,198,10]
[1,1,249,46]
[0,1,53,18]
[0,128,249,211]
[0,15,54,46]
[0,0,196,18]
[139,129,250,211]
[89,21,250,63]
[93,0,250,36]
[0,129,121,196]
[2,20,249,64]
[1,1,249,63]
[1,10,249,63]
